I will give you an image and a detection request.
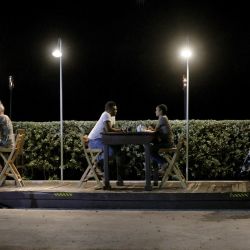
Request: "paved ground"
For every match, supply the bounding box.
[0,209,250,250]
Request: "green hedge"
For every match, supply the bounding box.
[13,120,250,180]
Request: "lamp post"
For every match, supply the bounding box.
[180,47,192,181]
[52,38,64,181]
[182,74,187,119]
[9,75,14,119]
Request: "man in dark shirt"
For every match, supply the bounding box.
[147,104,174,174]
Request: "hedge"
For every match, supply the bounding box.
[12,120,250,180]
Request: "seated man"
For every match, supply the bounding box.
[0,101,15,171]
[88,101,124,185]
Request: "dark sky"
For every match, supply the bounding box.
[0,0,249,122]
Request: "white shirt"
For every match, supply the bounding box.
[88,111,116,140]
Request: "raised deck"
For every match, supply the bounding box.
[0,180,250,209]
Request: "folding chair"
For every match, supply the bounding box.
[79,135,103,188]
[15,129,26,173]
[0,131,25,187]
[158,135,187,189]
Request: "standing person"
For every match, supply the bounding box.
[0,101,14,171]
[88,101,124,185]
[147,104,174,174]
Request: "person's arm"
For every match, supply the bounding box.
[144,120,160,132]
[104,120,122,132]
[144,124,157,133]
[154,117,164,132]
[144,127,155,132]
[147,124,155,131]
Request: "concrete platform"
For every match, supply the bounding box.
[0,180,250,209]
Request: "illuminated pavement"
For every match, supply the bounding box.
[0,209,250,250]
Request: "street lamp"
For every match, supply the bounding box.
[9,75,14,119]
[180,47,192,181]
[52,38,64,181]
[182,74,187,119]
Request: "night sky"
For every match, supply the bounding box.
[0,1,249,122]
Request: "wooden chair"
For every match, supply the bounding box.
[0,131,25,187]
[79,135,103,188]
[15,129,26,173]
[158,135,187,189]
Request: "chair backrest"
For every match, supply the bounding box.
[11,133,25,163]
[158,134,185,161]
[82,134,89,144]
[176,134,185,151]
[80,134,93,164]
[80,134,102,164]
[16,128,26,135]
[80,134,89,155]
[16,129,25,153]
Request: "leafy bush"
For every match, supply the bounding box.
[13,120,250,180]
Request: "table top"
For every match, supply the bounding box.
[102,131,155,135]
[102,131,155,145]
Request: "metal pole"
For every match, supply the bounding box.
[184,84,186,118]
[9,76,14,119]
[183,75,187,120]
[186,58,189,181]
[59,38,64,181]
[9,89,13,119]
